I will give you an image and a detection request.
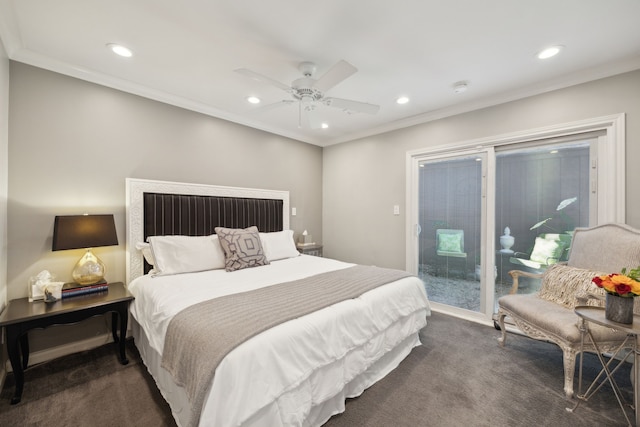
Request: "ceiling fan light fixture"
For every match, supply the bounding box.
[537,45,563,59]
[107,43,133,58]
[396,96,410,105]
[247,96,261,104]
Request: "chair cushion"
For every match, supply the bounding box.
[438,233,463,253]
[538,264,606,308]
[498,294,627,343]
[508,257,543,270]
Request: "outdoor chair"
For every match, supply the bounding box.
[436,229,467,258]
[435,229,467,277]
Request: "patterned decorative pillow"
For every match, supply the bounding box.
[438,233,462,253]
[215,226,269,272]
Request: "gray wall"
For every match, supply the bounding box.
[0,38,8,312]
[5,61,640,354]
[7,62,323,350]
[323,70,640,269]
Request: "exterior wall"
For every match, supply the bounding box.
[323,70,640,269]
[7,62,322,352]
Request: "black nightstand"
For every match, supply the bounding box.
[297,244,323,257]
[0,282,134,404]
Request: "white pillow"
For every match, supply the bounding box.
[147,234,226,276]
[135,242,156,266]
[259,230,300,262]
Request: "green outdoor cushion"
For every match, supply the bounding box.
[529,237,566,265]
[438,233,462,253]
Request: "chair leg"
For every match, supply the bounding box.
[562,348,576,398]
[497,310,507,346]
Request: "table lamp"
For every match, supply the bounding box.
[52,214,118,285]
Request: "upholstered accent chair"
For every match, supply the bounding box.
[497,223,640,398]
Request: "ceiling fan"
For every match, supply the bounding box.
[235,60,380,129]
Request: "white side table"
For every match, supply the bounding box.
[570,306,639,426]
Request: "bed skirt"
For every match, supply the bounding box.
[131,313,426,427]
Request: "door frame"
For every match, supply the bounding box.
[405,114,625,324]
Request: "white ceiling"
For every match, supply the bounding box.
[1,0,640,147]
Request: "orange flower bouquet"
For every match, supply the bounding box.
[592,266,640,297]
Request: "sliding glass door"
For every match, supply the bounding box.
[406,114,627,322]
[416,153,486,312]
[493,140,593,306]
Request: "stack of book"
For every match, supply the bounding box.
[61,282,109,299]
[296,242,317,248]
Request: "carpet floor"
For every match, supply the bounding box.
[0,312,633,426]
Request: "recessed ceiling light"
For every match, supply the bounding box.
[247,96,261,104]
[453,81,468,94]
[537,45,563,60]
[550,149,559,154]
[321,123,329,129]
[107,43,133,58]
[396,96,410,105]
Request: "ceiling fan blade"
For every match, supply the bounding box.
[313,60,357,93]
[234,68,292,92]
[324,97,380,115]
[249,100,295,113]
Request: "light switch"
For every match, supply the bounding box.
[393,205,400,215]
[292,207,297,216]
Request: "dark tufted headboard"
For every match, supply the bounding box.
[126,178,289,283]
[143,193,283,238]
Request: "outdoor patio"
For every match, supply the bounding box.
[418,266,541,312]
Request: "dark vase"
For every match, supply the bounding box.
[605,293,634,324]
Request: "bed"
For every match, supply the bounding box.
[125,178,431,427]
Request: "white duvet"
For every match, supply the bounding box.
[128,255,430,427]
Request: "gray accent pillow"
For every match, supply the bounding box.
[214,226,269,272]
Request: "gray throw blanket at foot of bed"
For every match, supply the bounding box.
[161,264,413,427]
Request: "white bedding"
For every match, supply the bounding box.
[128,255,430,427]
